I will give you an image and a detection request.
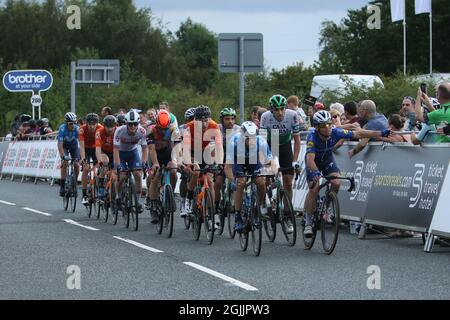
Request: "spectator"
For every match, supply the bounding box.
[330,109,342,127]
[415,82,450,143]
[411,123,437,145]
[343,101,361,127]
[29,120,39,135]
[287,95,307,129]
[349,100,388,158]
[11,114,22,137]
[16,121,32,140]
[399,96,419,131]
[330,102,345,122]
[307,102,325,118]
[384,114,411,143]
[37,118,53,136]
[101,106,113,117]
[118,108,127,115]
[250,106,261,127]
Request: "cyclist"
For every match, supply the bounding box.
[159,101,179,128]
[260,94,301,233]
[57,112,80,196]
[95,115,117,198]
[79,113,103,205]
[303,110,391,237]
[182,105,223,223]
[146,110,180,223]
[214,107,241,228]
[178,107,196,218]
[117,114,126,126]
[224,121,274,233]
[113,109,148,213]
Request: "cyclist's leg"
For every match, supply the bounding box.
[278,142,295,200]
[72,146,80,179]
[322,161,341,194]
[303,166,321,235]
[179,171,188,216]
[148,163,160,223]
[128,148,143,211]
[81,148,90,199]
[232,164,246,231]
[59,147,69,195]
[116,150,129,196]
[213,173,224,211]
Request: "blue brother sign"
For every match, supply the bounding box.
[2,70,53,93]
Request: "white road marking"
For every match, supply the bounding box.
[0,200,16,206]
[63,219,99,231]
[23,207,52,217]
[183,262,258,291]
[113,236,164,253]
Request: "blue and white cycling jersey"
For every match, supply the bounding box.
[58,123,79,147]
[226,133,272,165]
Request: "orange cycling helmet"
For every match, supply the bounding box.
[156,110,171,128]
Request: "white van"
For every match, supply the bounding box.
[310,74,384,99]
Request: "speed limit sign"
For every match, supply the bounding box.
[31,94,42,107]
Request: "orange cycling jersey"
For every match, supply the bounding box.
[79,124,103,148]
[186,120,222,152]
[95,127,116,154]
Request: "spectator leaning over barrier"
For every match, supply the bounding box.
[415,82,450,143]
[400,96,419,131]
[287,95,307,130]
[29,120,39,135]
[343,101,361,127]
[11,114,22,137]
[349,100,389,158]
[16,121,32,140]
[411,122,438,145]
[383,114,411,143]
[38,118,53,136]
[330,102,345,122]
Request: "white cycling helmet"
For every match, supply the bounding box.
[313,110,332,125]
[241,121,258,136]
[125,110,140,123]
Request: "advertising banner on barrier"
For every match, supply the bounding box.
[0,141,11,173]
[1,141,21,175]
[37,140,59,178]
[427,161,450,239]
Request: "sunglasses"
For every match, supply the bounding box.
[332,115,339,119]
[66,122,74,126]
[318,122,333,128]
[127,123,139,127]
[274,107,285,111]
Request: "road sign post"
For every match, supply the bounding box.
[218,33,263,123]
[70,59,120,114]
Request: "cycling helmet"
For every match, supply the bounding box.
[184,107,196,122]
[313,110,332,125]
[269,94,287,109]
[103,115,117,128]
[65,112,77,123]
[220,107,236,119]
[125,110,140,123]
[194,105,211,120]
[86,113,99,124]
[117,114,126,126]
[241,121,258,136]
[156,110,171,129]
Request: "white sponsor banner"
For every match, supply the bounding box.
[1,141,21,174]
[428,160,450,238]
[37,140,60,178]
[292,141,308,211]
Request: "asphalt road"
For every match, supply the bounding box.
[1,178,449,300]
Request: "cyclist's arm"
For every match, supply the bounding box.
[148,144,158,166]
[141,145,148,164]
[58,142,65,159]
[113,147,120,168]
[306,153,318,172]
[95,146,103,163]
[79,139,86,161]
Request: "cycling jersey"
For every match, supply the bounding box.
[113,125,147,152]
[226,133,272,165]
[260,109,301,145]
[186,120,221,152]
[79,124,103,148]
[58,123,79,146]
[169,112,179,128]
[95,127,116,154]
[305,128,353,164]
[146,124,180,150]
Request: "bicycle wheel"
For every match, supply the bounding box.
[156,199,164,235]
[184,214,191,230]
[321,191,340,255]
[86,184,93,218]
[70,176,77,213]
[128,179,139,231]
[94,177,101,220]
[280,190,297,246]
[218,198,226,236]
[122,187,130,228]
[203,189,215,245]
[164,184,175,238]
[263,207,276,242]
[251,193,263,257]
[107,180,117,224]
[63,178,69,211]
[239,209,249,251]
[192,187,202,241]
[227,200,236,239]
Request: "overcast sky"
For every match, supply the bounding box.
[137,0,371,70]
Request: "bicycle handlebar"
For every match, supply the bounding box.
[321,176,355,192]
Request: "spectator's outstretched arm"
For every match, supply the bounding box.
[415,88,425,123]
[349,138,369,158]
